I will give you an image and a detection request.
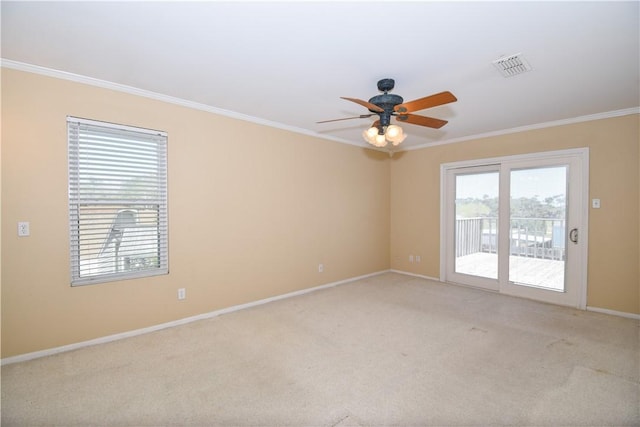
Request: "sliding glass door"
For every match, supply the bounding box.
[449,166,500,290]
[508,166,567,290]
[443,149,587,308]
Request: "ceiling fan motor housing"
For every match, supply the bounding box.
[368,93,403,127]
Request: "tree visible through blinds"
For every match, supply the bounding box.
[68,117,168,285]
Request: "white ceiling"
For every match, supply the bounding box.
[2,1,639,150]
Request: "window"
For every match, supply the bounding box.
[68,117,168,285]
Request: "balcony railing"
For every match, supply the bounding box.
[456,217,565,261]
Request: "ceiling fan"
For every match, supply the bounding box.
[318,78,457,148]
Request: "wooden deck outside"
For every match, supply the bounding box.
[455,252,565,291]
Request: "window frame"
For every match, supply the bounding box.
[67,116,169,286]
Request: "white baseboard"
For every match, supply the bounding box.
[7,270,634,366]
[586,306,640,320]
[1,270,390,366]
[392,270,640,320]
[389,269,440,282]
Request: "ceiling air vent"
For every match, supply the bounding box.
[492,53,532,77]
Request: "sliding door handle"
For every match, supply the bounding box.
[569,228,578,244]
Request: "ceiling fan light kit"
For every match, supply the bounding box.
[362,124,406,147]
[318,78,457,149]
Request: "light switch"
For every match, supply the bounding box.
[592,198,601,209]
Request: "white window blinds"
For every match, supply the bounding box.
[68,117,168,285]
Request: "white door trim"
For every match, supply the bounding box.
[440,148,589,309]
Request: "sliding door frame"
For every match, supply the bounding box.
[439,148,589,309]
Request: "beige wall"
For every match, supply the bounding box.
[1,69,390,358]
[2,67,638,359]
[390,114,640,315]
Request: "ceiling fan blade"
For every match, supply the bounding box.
[395,113,448,129]
[341,97,384,113]
[317,114,374,124]
[394,91,457,114]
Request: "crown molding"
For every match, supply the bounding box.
[3,59,637,152]
[0,59,360,147]
[406,107,640,151]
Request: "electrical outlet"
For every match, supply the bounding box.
[17,221,30,237]
[416,255,421,263]
[318,264,324,273]
[178,288,186,300]
[409,255,414,263]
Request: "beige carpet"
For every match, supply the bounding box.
[2,272,639,426]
